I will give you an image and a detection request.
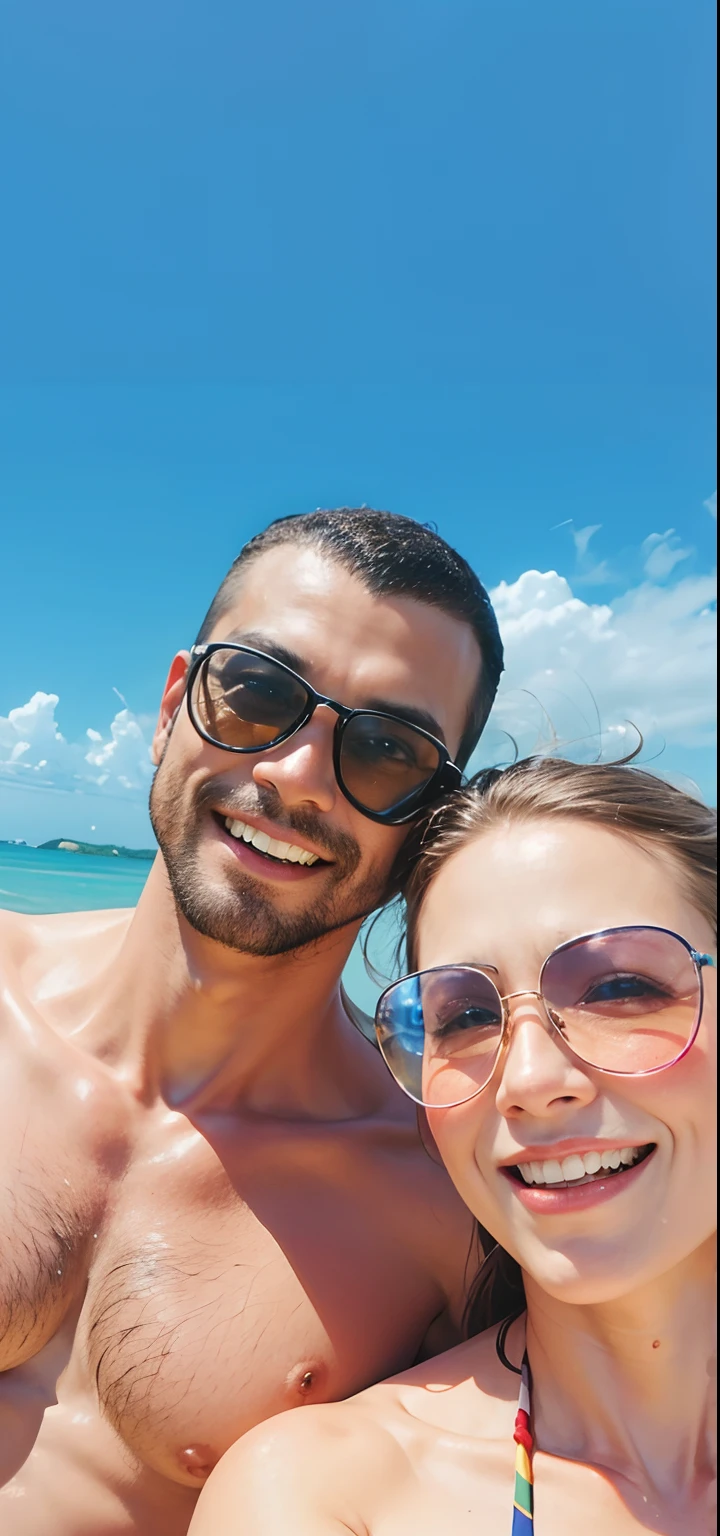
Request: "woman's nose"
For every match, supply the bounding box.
[494,996,597,1120]
[251,707,339,813]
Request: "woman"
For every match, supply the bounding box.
[189,758,717,1535]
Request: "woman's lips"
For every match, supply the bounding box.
[216,819,327,883]
[501,1147,657,1213]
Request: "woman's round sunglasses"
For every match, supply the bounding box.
[186,643,462,825]
[375,925,716,1108]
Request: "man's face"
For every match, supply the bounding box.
[150,545,481,956]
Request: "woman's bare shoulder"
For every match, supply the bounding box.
[361,1321,520,1436]
[189,1327,521,1536]
[189,1399,409,1535]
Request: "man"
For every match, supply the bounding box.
[0,508,503,1536]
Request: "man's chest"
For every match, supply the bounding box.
[0,1033,129,1372]
[68,1119,443,1486]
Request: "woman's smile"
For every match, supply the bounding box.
[498,1141,657,1214]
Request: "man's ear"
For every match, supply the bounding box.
[151,651,191,766]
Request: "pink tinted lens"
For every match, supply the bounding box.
[375,967,504,1107]
[541,927,700,1073]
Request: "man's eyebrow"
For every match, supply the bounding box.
[213,631,447,744]
[217,630,309,675]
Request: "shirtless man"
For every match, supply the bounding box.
[0,507,503,1536]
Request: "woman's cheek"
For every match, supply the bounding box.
[428,1103,500,1219]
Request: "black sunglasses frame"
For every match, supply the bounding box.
[186,642,462,825]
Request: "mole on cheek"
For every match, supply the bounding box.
[178,1445,217,1481]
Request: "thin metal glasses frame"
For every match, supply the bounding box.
[375,924,716,1108]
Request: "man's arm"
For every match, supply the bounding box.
[188,1404,401,1536]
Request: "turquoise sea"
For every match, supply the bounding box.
[0,843,153,915]
[0,843,383,1010]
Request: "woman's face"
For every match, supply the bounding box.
[418,818,717,1303]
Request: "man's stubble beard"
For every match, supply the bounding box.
[149,756,393,958]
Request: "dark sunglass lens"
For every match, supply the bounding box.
[375,967,504,1107]
[192,649,309,749]
[339,714,441,813]
[542,927,701,1073]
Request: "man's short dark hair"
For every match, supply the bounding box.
[196,508,503,769]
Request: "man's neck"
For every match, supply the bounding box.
[523,1240,716,1507]
[77,856,381,1120]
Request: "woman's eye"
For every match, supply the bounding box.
[581,973,670,1006]
[434,1006,500,1037]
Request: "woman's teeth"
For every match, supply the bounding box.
[224,817,320,865]
[516,1146,647,1186]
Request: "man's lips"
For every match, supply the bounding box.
[214,807,330,863]
[212,812,331,883]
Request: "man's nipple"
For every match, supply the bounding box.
[286,1360,327,1402]
[177,1444,218,1481]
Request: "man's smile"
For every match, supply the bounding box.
[212,809,332,882]
[224,815,323,866]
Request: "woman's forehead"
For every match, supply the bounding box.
[416,817,706,964]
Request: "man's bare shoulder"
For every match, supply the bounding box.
[0,904,133,979]
[0,903,133,947]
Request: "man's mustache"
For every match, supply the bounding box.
[196,776,362,873]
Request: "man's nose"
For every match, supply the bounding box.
[250,706,339,813]
[494,996,597,1120]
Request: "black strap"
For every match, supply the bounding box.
[496,1311,525,1375]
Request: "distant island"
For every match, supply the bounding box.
[38,839,156,861]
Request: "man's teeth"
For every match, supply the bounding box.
[516,1147,644,1186]
[224,818,320,865]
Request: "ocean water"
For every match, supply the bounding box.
[0,843,385,1011]
[0,844,153,914]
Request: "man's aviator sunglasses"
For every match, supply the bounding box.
[187,643,462,825]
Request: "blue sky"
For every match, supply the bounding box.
[1,0,716,846]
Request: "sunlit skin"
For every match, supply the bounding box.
[0,545,482,1536]
[189,819,716,1536]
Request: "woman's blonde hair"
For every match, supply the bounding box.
[399,756,717,1335]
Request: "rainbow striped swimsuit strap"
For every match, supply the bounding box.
[511,1353,534,1534]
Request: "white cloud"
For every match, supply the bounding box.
[572,523,602,560]
[0,693,153,797]
[476,566,716,769]
[641,529,693,582]
[554,520,613,587]
[84,712,154,791]
[705,490,717,520]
